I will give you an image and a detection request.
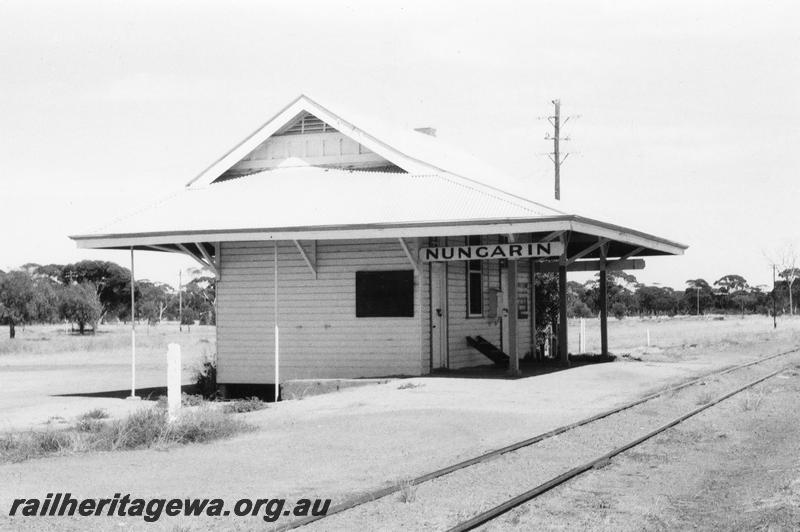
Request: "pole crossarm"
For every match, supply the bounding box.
[398,238,419,273]
[566,238,610,266]
[293,240,317,279]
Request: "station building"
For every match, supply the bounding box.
[71,95,686,394]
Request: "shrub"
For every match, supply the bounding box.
[166,407,250,444]
[107,408,170,449]
[194,353,217,399]
[740,390,766,411]
[568,300,593,319]
[0,430,76,462]
[75,408,108,433]
[180,308,198,326]
[58,283,102,335]
[181,393,206,407]
[612,302,627,320]
[222,397,267,414]
[78,408,109,420]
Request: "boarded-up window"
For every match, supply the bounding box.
[356,271,415,317]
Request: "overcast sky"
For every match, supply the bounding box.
[1,0,798,289]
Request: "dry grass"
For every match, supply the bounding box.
[0,405,253,463]
[695,390,715,405]
[740,390,766,411]
[222,397,268,414]
[397,477,417,503]
[0,323,215,361]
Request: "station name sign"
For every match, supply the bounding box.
[419,242,564,262]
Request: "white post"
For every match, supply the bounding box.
[274,241,280,402]
[128,247,139,400]
[646,328,651,347]
[167,343,181,421]
[579,318,586,353]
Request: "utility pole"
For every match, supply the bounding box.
[773,264,777,329]
[546,99,571,201]
[178,270,183,332]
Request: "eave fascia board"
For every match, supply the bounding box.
[569,216,687,256]
[70,215,687,255]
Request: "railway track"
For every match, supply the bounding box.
[276,347,800,531]
[447,363,794,531]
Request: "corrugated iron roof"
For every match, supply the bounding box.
[83,167,565,237]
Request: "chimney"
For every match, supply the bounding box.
[414,127,437,137]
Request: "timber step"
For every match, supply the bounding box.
[466,336,509,367]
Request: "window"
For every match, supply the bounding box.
[356,270,415,317]
[467,235,483,316]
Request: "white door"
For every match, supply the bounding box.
[501,266,510,352]
[431,262,448,369]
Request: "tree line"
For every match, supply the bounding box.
[0,261,216,338]
[2,259,798,340]
[559,270,800,320]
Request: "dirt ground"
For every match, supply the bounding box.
[0,323,212,432]
[1,316,800,530]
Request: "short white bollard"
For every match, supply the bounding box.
[167,343,181,421]
[579,318,586,353]
[646,328,651,347]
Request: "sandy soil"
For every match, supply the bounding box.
[1,316,799,530]
[0,323,212,431]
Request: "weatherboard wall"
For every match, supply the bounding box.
[216,239,427,384]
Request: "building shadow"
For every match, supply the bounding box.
[427,354,616,380]
[54,384,201,401]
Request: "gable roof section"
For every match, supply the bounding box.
[187,94,523,196]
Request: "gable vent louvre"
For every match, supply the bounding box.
[282,113,338,135]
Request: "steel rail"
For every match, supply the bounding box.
[275,346,800,531]
[447,364,795,531]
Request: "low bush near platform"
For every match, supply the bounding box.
[0,405,253,463]
[222,397,267,414]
